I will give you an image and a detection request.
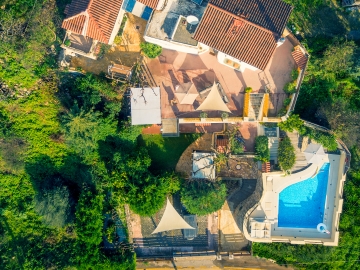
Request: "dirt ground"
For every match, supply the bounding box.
[70,13,147,73]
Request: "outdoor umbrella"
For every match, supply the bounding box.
[303,143,325,164]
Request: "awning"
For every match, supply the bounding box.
[130,87,161,125]
[196,82,230,113]
[304,143,326,164]
[152,198,194,234]
[175,82,199,105]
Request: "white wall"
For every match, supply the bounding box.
[109,8,126,45]
[217,51,258,72]
[144,35,199,54]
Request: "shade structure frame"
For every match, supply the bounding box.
[195,82,231,113]
[151,198,195,234]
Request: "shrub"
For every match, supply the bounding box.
[181,180,227,215]
[113,36,122,45]
[104,219,116,243]
[278,136,296,173]
[140,42,162,59]
[306,128,338,151]
[230,137,244,155]
[283,81,297,94]
[255,136,270,162]
[283,97,292,107]
[291,68,300,81]
[278,114,305,133]
[64,39,71,46]
[245,87,252,93]
[221,112,229,119]
[200,112,208,118]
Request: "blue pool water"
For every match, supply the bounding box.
[278,163,330,228]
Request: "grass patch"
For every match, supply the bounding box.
[138,134,201,173]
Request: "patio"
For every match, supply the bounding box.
[145,37,296,119]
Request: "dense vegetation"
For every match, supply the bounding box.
[181,180,227,216]
[140,42,162,59]
[278,137,296,173]
[254,136,270,162]
[254,0,360,269]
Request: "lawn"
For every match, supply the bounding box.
[138,134,201,173]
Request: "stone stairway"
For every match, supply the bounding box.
[268,137,279,163]
[286,131,308,173]
[248,93,264,120]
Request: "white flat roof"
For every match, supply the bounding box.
[130,87,161,125]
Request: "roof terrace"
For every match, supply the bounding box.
[144,37,296,119]
[145,0,207,44]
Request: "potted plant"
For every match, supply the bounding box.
[245,87,252,93]
[221,112,229,121]
[64,39,71,47]
[200,112,208,121]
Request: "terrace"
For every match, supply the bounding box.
[145,37,296,121]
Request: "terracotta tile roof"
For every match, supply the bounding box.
[137,0,160,9]
[62,0,124,44]
[291,47,308,70]
[209,0,292,35]
[194,4,277,70]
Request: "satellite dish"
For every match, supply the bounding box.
[186,15,199,25]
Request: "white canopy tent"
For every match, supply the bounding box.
[196,82,230,113]
[304,143,326,164]
[175,82,199,105]
[152,198,194,234]
[130,87,161,125]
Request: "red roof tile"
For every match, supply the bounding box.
[194,4,277,70]
[209,0,292,35]
[62,0,124,44]
[137,0,160,9]
[291,48,308,70]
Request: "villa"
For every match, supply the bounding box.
[60,0,349,250]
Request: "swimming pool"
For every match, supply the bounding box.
[278,163,330,228]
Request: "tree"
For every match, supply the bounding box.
[34,185,72,227]
[318,40,356,81]
[63,108,117,163]
[140,42,162,58]
[181,180,227,215]
[75,189,104,267]
[278,137,296,173]
[255,136,270,163]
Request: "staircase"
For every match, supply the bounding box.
[268,137,279,163]
[286,131,308,172]
[248,93,264,120]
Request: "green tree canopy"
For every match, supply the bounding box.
[181,180,227,216]
[255,136,270,163]
[140,42,162,59]
[278,137,296,173]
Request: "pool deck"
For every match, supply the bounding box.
[243,152,346,246]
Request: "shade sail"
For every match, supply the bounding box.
[304,143,326,164]
[175,82,199,105]
[152,198,194,234]
[130,87,161,125]
[196,82,230,113]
